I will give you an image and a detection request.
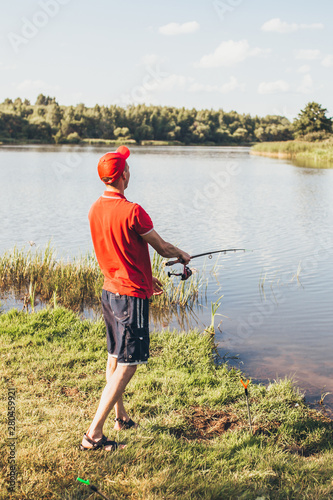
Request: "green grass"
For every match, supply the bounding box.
[251,140,333,166]
[81,139,185,146]
[0,244,203,313]
[81,138,137,146]
[1,307,333,499]
[139,140,184,146]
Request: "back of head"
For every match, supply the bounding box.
[98,146,130,185]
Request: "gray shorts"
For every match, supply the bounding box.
[101,289,149,365]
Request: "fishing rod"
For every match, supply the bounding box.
[165,248,247,268]
[165,248,248,281]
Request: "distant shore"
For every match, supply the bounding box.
[0,138,254,147]
[251,140,333,166]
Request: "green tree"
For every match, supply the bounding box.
[293,102,332,137]
[190,121,210,143]
[0,97,299,145]
[66,132,81,144]
[0,113,29,140]
[214,126,232,143]
[232,127,249,143]
[35,94,47,106]
[14,97,22,108]
[35,94,58,106]
[46,103,63,127]
[27,121,53,143]
[114,127,130,138]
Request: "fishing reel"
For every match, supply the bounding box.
[167,264,192,281]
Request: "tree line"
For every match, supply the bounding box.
[0,95,331,145]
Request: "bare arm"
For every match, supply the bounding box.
[142,230,191,264]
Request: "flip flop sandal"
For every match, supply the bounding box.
[115,418,137,430]
[80,433,118,451]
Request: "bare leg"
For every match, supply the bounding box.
[106,355,131,428]
[82,363,137,450]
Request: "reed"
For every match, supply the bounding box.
[204,295,224,335]
[319,386,332,405]
[259,271,267,290]
[0,243,205,313]
[291,261,303,287]
[0,242,103,311]
[28,281,37,313]
[251,139,333,165]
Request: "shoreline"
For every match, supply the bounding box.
[251,140,333,166]
[0,139,254,147]
[1,293,332,421]
[250,150,292,159]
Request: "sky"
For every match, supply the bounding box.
[0,0,332,120]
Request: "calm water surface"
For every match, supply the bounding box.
[1,145,332,414]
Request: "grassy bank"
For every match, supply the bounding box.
[0,244,204,314]
[82,139,185,146]
[0,138,253,147]
[251,140,333,166]
[1,307,333,499]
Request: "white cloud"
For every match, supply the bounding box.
[16,80,45,90]
[154,74,189,91]
[258,80,290,94]
[259,74,315,97]
[294,49,321,60]
[297,74,313,94]
[188,76,245,93]
[297,65,311,73]
[158,21,199,36]
[16,80,60,93]
[143,74,190,93]
[71,92,85,102]
[321,55,333,67]
[261,18,324,34]
[141,54,160,66]
[0,62,16,71]
[195,40,270,68]
[294,50,333,67]
[271,105,295,121]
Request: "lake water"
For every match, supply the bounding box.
[1,144,333,416]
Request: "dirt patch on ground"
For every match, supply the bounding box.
[173,406,243,440]
[170,405,333,456]
[60,386,80,398]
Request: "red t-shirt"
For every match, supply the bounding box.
[88,191,154,298]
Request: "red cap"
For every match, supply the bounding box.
[97,146,130,184]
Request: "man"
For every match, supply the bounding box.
[80,146,191,451]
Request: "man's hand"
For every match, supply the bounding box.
[178,251,191,265]
[152,277,163,295]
